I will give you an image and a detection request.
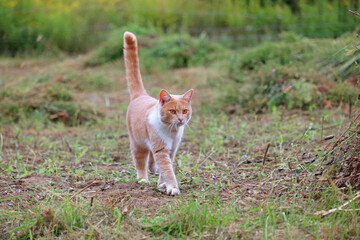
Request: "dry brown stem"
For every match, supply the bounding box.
[315,191,360,217]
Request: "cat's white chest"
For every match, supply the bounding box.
[148,109,183,150]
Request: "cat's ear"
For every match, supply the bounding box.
[159,89,171,105]
[183,89,193,103]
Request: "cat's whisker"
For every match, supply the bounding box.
[169,123,173,131]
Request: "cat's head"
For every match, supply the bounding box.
[158,89,193,128]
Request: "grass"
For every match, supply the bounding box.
[1,103,358,238]
[143,198,238,238]
[1,33,360,239]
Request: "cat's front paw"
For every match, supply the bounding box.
[166,187,180,195]
[157,181,180,195]
[157,174,180,195]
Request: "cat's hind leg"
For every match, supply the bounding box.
[132,147,150,183]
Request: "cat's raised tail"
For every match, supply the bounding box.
[123,31,147,100]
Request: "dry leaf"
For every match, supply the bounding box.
[283,86,293,94]
[346,49,356,56]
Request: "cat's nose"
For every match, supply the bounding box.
[178,117,183,123]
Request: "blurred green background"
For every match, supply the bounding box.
[1,0,360,54]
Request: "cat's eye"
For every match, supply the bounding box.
[183,109,188,114]
[169,109,176,114]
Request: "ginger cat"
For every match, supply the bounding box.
[123,31,193,195]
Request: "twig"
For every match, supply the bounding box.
[349,96,352,119]
[349,10,360,17]
[64,140,73,153]
[262,143,271,166]
[198,148,216,166]
[69,181,101,200]
[324,135,334,141]
[274,152,277,164]
[95,217,106,228]
[335,112,360,145]
[86,220,101,238]
[323,111,360,160]
[315,191,360,217]
[321,116,324,141]
[0,133,3,153]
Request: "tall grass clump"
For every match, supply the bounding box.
[5,198,98,239]
[0,74,99,127]
[144,199,238,238]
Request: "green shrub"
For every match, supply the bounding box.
[141,33,226,70]
[235,38,316,70]
[211,34,359,113]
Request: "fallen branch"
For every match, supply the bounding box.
[315,191,360,217]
